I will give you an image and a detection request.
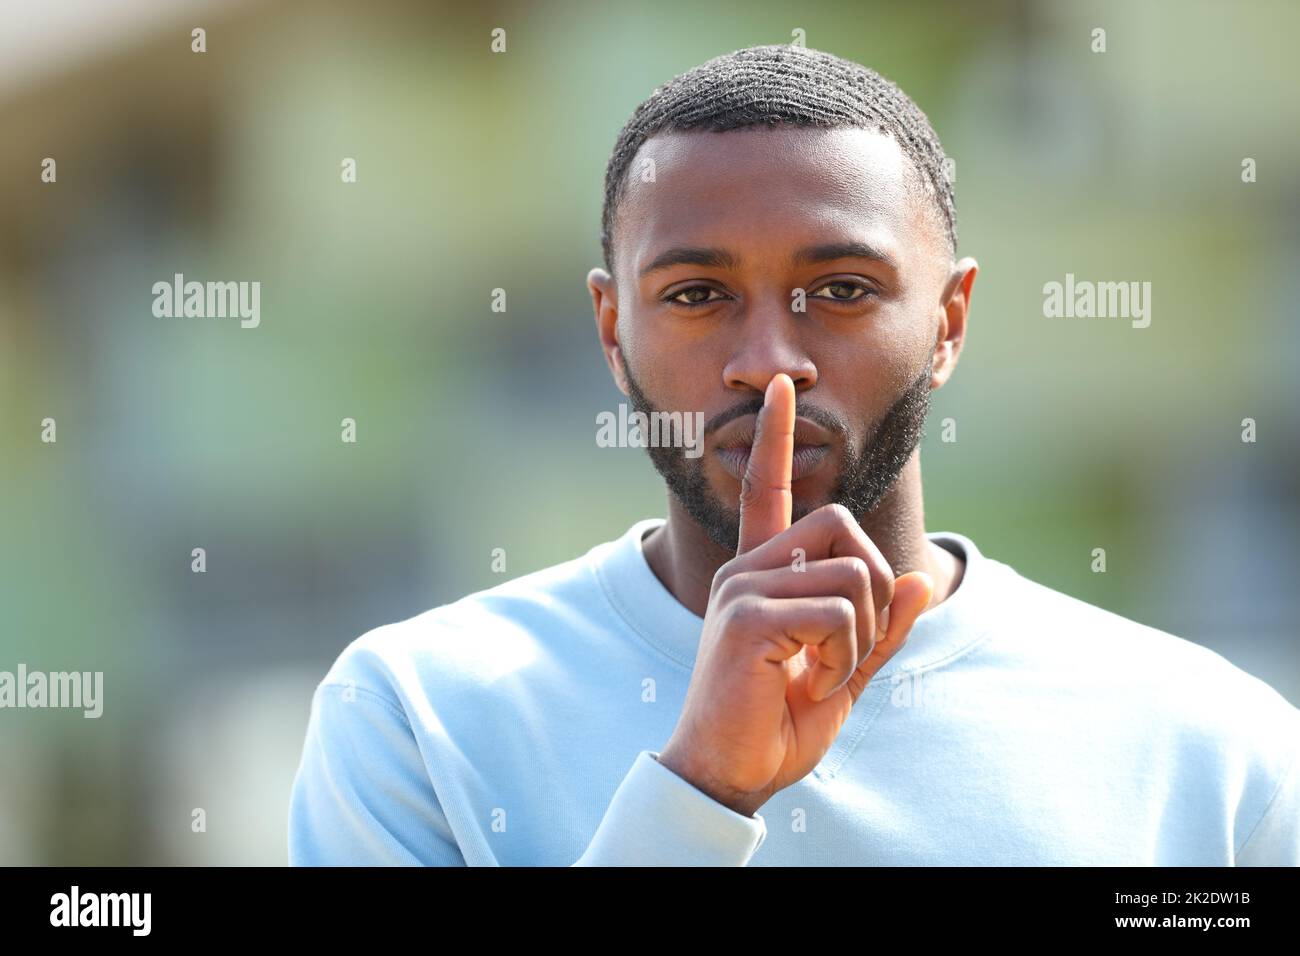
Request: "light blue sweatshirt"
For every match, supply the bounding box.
[288,518,1300,866]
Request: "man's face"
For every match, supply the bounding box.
[601,126,955,553]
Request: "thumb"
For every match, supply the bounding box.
[842,571,936,707]
[880,571,934,649]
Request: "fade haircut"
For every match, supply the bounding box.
[599,44,957,278]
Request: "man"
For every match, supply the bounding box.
[288,44,1299,865]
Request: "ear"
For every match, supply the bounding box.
[588,267,629,395]
[931,256,977,389]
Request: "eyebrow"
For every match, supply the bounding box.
[639,240,898,278]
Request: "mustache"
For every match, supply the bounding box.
[704,395,850,440]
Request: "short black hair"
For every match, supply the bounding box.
[599,44,957,277]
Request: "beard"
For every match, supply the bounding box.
[623,361,933,554]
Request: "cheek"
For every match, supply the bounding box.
[615,322,648,378]
[837,301,935,380]
[814,330,901,384]
[625,325,723,393]
[813,331,924,420]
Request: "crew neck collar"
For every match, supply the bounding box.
[593,517,995,680]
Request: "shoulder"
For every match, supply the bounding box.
[314,544,613,710]
[985,557,1300,760]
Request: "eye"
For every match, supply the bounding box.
[809,280,873,302]
[664,285,729,308]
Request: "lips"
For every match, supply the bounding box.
[715,443,831,481]
[715,416,833,452]
[713,414,835,482]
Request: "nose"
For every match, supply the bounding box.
[721,305,818,395]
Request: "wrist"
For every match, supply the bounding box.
[656,746,767,818]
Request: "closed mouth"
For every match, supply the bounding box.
[714,443,831,482]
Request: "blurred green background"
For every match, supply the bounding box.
[1,0,1296,864]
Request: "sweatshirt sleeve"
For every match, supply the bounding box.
[573,750,768,866]
[1235,742,1300,867]
[290,680,768,866]
[288,682,466,866]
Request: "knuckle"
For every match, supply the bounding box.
[842,556,873,595]
[738,472,765,509]
[723,595,763,634]
[822,502,856,529]
[714,568,750,604]
[831,595,856,626]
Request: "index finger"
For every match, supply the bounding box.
[736,373,796,555]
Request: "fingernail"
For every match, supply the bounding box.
[878,605,891,634]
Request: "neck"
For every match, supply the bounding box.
[641,449,964,619]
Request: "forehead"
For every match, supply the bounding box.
[617,126,923,276]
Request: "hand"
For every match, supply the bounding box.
[658,373,934,816]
